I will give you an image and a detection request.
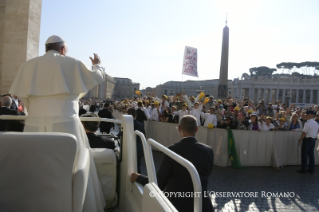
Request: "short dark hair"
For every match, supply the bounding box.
[81,113,99,132]
[127,108,136,118]
[179,115,197,134]
[138,102,143,107]
[104,103,110,108]
[45,42,65,52]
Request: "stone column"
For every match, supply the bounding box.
[276,89,279,101]
[282,89,285,103]
[289,89,292,105]
[257,89,260,101]
[251,87,255,102]
[310,90,313,104]
[0,0,42,94]
[296,89,299,103]
[303,90,306,103]
[268,88,272,103]
[263,89,267,101]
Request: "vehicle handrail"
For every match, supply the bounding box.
[133,131,157,184]
[147,138,202,212]
[0,115,124,124]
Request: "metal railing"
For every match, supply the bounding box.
[0,115,124,124]
[138,135,203,212]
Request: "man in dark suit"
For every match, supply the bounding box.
[136,102,148,124]
[0,96,25,132]
[81,113,115,149]
[128,108,146,173]
[131,115,214,212]
[98,103,114,134]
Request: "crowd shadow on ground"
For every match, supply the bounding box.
[142,151,319,212]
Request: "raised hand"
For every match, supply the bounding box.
[89,53,101,65]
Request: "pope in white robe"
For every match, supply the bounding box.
[9,35,106,212]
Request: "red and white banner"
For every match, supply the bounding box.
[182,46,198,77]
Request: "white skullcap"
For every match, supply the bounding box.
[45,35,65,44]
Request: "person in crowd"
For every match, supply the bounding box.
[231,106,240,129]
[237,113,249,130]
[202,107,217,128]
[266,103,275,117]
[127,108,146,173]
[130,115,214,212]
[190,102,203,126]
[214,100,224,127]
[297,110,319,174]
[247,109,253,118]
[81,113,115,149]
[182,92,199,110]
[248,112,260,131]
[219,117,235,129]
[153,94,169,110]
[205,96,215,110]
[164,107,174,123]
[151,101,161,121]
[136,102,149,124]
[171,106,179,123]
[289,113,302,131]
[144,100,152,118]
[260,116,275,131]
[173,103,190,123]
[275,118,289,131]
[83,101,90,112]
[315,111,319,125]
[0,96,25,132]
[98,103,115,134]
[256,100,267,116]
[17,100,23,112]
[8,35,107,211]
[79,101,87,116]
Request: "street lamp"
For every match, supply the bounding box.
[196,86,205,94]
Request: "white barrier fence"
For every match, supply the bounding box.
[144,121,319,167]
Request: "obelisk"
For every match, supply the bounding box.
[217,20,229,99]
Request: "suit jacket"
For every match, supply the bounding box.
[133,120,145,157]
[136,137,214,212]
[86,133,115,149]
[79,107,87,116]
[0,107,25,132]
[98,108,114,132]
[136,108,147,124]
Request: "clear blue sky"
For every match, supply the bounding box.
[39,0,319,89]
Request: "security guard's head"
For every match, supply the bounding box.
[179,115,198,137]
[305,110,316,120]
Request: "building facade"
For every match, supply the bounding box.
[232,74,319,107]
[155,79,233,98]
[84,74,115,99]
[113,77,140,100]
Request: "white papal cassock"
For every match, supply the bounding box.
[9,50,106,212]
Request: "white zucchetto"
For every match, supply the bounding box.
[45,35,65,44]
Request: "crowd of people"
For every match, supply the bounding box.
[78,92,319,133]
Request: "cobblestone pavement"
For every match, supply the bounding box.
[140,151,319,212]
